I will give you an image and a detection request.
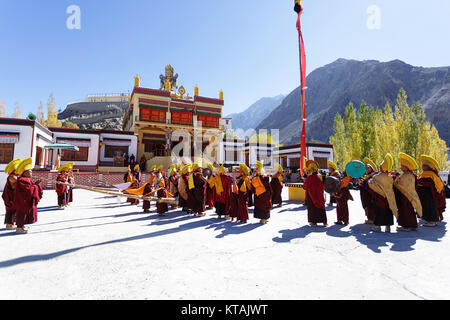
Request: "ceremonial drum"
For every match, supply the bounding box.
[345,160,366,178]
[324,176,340,194]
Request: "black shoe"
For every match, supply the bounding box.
[143,209,150,213]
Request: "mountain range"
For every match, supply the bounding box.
[225,94,285,136]
[257,59,450,147]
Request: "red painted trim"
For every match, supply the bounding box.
[139,98,169,106]
[194,96,224,105]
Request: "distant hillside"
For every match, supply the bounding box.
[226,95,285,135]
[256,59,450,146]
[58,101,128,130]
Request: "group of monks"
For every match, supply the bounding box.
[55,162,75,209]
[303,153,447,232]
[2,153,446,235]
[2,158,43,234]
[119,160,285,224]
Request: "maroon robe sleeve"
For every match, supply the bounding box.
[305,174,325,209]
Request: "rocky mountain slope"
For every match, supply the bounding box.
[257,59,450,146]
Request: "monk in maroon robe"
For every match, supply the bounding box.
[56,171,68,208]
[360,164,377,224]
[2,174,17,229]
[206,172,216,210]
[214,166,232,219]
[335,184,353,225]
[14,165,43,234]
[270,168,283,208]
[304,161,327,226]
[417,157,446,227]
[236,165,251,223]
[251,161,272,224]
[191,169,206,216]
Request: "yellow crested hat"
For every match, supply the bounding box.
[181,164,191,175]
[306,160,319,171]
[363,157,378,172]
[134,164,140,171]
[16,158,33,176]
[239,163,249,176]
[420,154,440,172]
[399,152,418,171]
[380,154,393,172]
[207,163,215,172]
[191,159,202,171]
[157,165,164,172]
[275,162,283,173]
[255,160,265,175]
[218,162,226,174]
[150,165,157,172]
[328,160,337,171]
[57,163,70,172]
[5,158,22,175]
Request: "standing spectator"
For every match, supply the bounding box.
[140,154,147,172]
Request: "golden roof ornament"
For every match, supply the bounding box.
[160,64,179,92]
[134,75,141,87]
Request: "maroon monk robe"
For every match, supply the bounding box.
[394,186,418,229]
[236,178,249,222]
[229,181,239,220]
[191,172,206,215]
[14,177,43,228]
[336,186,353,225]
[270,175,283,206]
[179,173,194,211]
[360,178,375,222]
[214,174,232,217]
[206,173,216,209]
[2,175,17,225]
[417,176,446,222]
[156,178,169,215]
[252,176,272,220]
[304,172,327,225]
[142,183,153,211]
[55,174,67,207]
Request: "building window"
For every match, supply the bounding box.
[197,114,219,128]
[0,143,14,164]
[314,157,328,169]
[171,111,193,125]
[140,108,166,123]
[144,143,167,157]
[61,147,89,161]
[104,145,129,158]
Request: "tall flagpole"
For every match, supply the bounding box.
[294,0,307,177]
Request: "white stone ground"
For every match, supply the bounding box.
[0,188,449,300]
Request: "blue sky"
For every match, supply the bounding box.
[1,0,449,118]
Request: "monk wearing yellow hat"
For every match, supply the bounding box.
[304,160,327,227]
[168,164,180,209]
[270,163,284,208]
[417,155,446,227]
[367,154,398,233]
[190,160,208,217]
[13,158,43,234]
[360,157,378,224]
[251,161,272,224]
[2,158,22,230]
[327,160,340,206]
[67,162,75,206]
[178,164,194,214]
[205,163,216,210]
[124,165,140,206]
[153,165,169,216]
[56,163,70,209]
[234,163,252,223]
[393,153,422,231]
[214,162,232,219]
